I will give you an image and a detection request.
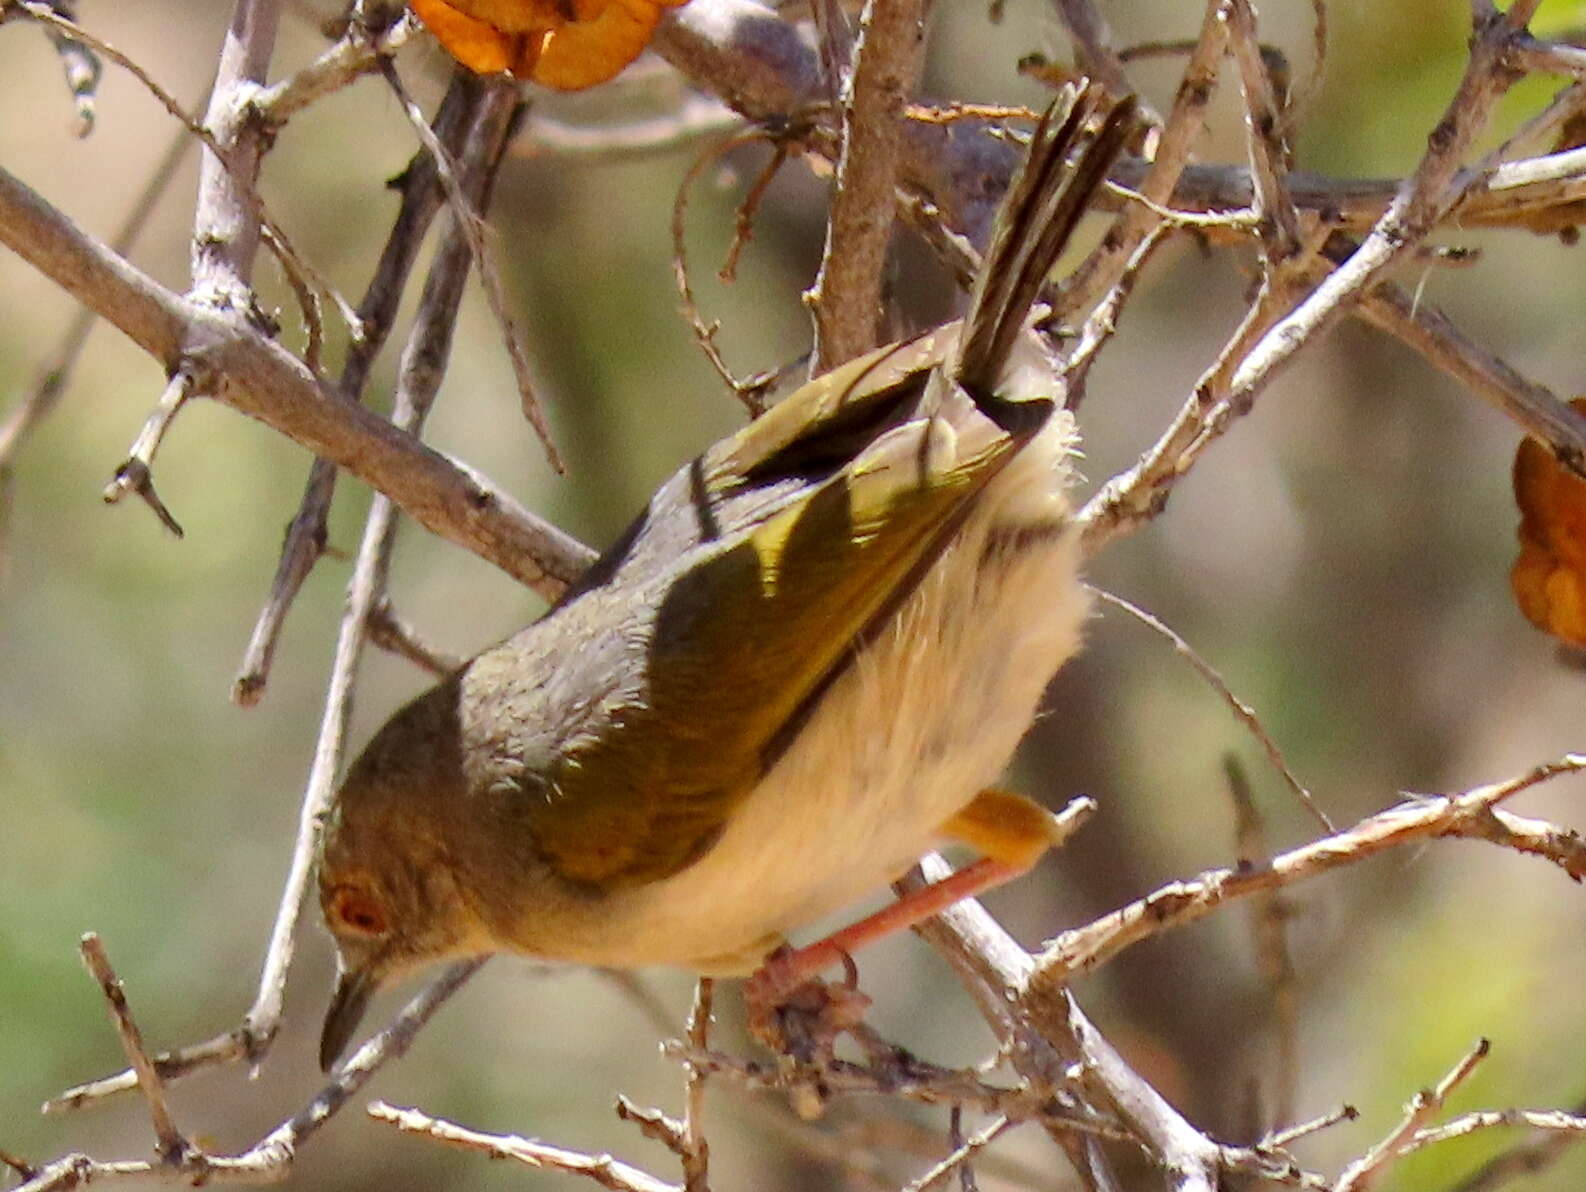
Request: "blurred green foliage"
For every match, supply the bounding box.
[3,3,1586,1190]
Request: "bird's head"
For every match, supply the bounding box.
[315,679,488,1071]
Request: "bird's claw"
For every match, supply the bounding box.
[744,945,871,1064]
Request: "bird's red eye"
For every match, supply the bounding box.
[328,886,388,937]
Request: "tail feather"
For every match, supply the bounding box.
[954,83,1136,406]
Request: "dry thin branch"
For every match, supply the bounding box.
[1222,0,1302,262]
[366,597,464,676]
[10,1,356,333]
[521,96,740,160]
[906,855,1333,1192]
[45,91,523,1107]
[0,122,188,476]
[1090,586,1328,830]
[1335,1038,1491,1192]
[1455,806,1586,880]
[1444,1097,1586,1192]
[1026,755,1586,990]
[899,1114,1016,1192]
[662,1041,1048,1119]
[249,10,415,125]
[244,168,501,1069]
[807,0,924,373]
[1059,0,1227,316]
[0,162,597,599]
[680,979,713,1192]
[24,961,481,1190]
[188,0,280,314]
[379,63,564,473]
[1219,3,1538,405]
[1048,0,1161,130]
[1262,1104,1359,1151]
[369,1102,682,1192]
[1331,238,1586,473]
[76,935,187,1163]
[1223,756,1300,1132]
[670,127,786,410]
[9,57,203,541]
[232,74,490,706]
[99,369,193,537]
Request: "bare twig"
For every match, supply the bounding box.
[1449,805,1586,881]
[1410,1107,1586,1156]
[670,128,785,411]
[188,0,281,314]
[77,935,187,1163]
[521,96,741,160]
[807,0,924,373]
[1062,221,1170,403]
[1223,756,1300,1131]
[1447,1096,1586,1192]
[0,1146,36,1183]
[366,598,463,676]
[1262,1104,1359,1150]
[1335,238,1586,476]
[46,91,524,1106]
[662,1041,1048,1119]
[11,1,354,335]
[1219,4,1538,407]
[28,961,480,1188]
[1049,0,1161,130]
[231,74,489,706]
[1090,587,1329,830]
[100,369,193,537]
[1335,1038,1492,1192]
[380,63,561,473]
[899,1115,1016,1192]
[242,172,498,1069]
[680,979,713,1192]
[1222,0,1302,262]
[1027,756,1586,989]
[249,10,415,125]
[0,158,595,602]
[0,123,189,476]
[370,1102,682,1192]
[1060,0,1227,316]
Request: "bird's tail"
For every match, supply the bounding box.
[953,83,1136,409]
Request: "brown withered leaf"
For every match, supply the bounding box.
[1513,397,1586,646]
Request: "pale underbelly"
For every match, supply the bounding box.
[563,421,1089,973]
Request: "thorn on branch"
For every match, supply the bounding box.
[101,371,194,538]
[366,598,464,677]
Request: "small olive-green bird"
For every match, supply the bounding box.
[317,83,1135,1070]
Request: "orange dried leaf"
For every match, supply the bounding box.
[410,0,687,90]
[409,0,523,74]
[1511,396,1586,646]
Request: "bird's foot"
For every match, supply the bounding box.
[745,946,871,1062]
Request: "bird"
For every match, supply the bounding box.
[317,82,1136,1071]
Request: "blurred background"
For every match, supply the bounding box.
[3,1,1585,1188]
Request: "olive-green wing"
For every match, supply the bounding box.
[521,369,1034,889]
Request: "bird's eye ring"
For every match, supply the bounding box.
[328,885,388,937]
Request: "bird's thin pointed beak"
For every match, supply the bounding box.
[320,961,376,1072]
